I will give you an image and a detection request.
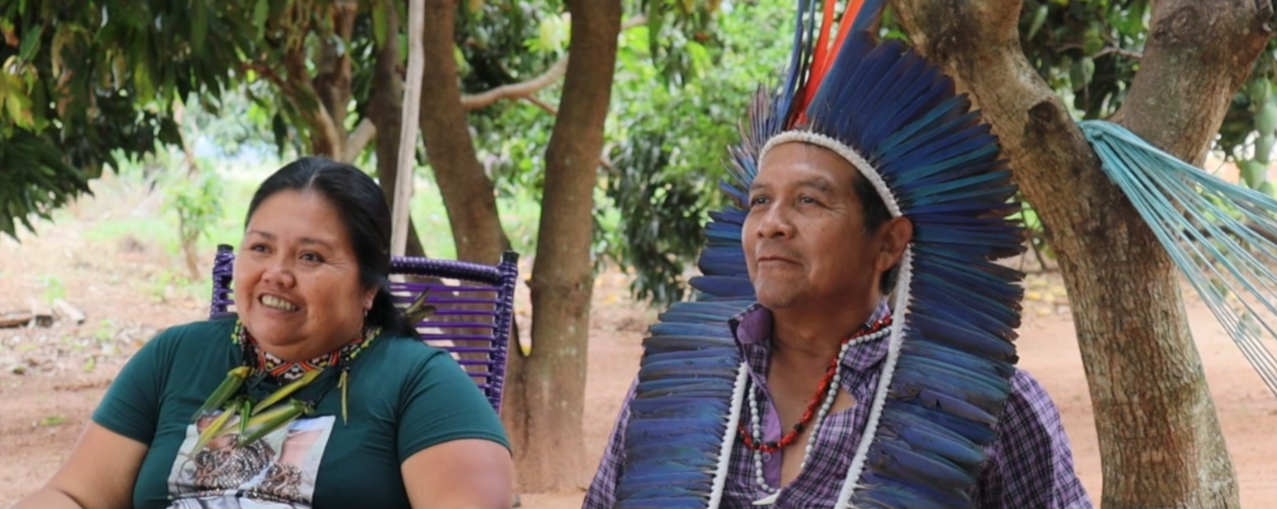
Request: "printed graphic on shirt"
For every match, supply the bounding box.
[165,413,335,508]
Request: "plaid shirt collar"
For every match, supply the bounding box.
[727,300,892,373]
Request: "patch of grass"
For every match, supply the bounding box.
[40,415,66,426]
[93,319,117,342]
[406,175,546,260]
[35,274,66,303]
[84,216,177,253]
[143,268,207,304]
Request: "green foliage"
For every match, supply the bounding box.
[0,0,264,237]
[164,171,225,251]
[455,0,791,305]
[598,0,793,304]
[628,0,723,87]
[0,130,92,239]
[1013,0,1148,120]
[456,1,563,93]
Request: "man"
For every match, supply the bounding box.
[583,1,1093,508]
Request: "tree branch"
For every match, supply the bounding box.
[1113,0,1272,164]
[521,95,558,115]
[461,58,570,110]
[459,15,646,111]
[341,118,377,163]
[282,46,343,158]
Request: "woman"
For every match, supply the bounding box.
[12,157,513,509]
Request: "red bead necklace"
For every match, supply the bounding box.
[738,315,893,453]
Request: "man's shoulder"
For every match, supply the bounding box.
[998,367,1069,428]
[1007,367,1057,400]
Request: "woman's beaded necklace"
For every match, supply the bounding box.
[231,320,379,382]
[187,321,381,455]
[740,316,892,497]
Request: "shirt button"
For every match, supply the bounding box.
[762,452,772,461]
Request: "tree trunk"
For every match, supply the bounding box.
[172,100,202,281]
[891,1,1272,507]
[368,0,426,259]
[418,0,510,265]
[314,1,357,137]
[502,0,622,493]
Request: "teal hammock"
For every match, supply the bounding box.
[1081,120,1277,395]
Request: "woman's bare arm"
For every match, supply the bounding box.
[402,439,513,509]
[10,422,147,509]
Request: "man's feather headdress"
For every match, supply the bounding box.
[612,0,1026,507]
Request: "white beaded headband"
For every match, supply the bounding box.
[757,131,903,219]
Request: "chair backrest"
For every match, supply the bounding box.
[209,244,520,414]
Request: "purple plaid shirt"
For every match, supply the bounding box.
[584,302,1093,508]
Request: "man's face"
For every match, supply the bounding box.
[743,142,884,310]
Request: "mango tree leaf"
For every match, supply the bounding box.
[372,0,388,47]
[192,0,209,55]
[18,25,42,60]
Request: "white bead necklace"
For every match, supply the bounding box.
[746,326,891,505]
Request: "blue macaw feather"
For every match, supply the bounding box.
[912,244,1025,280]
[886,123,997,171]
[892,384,1001,425]
[892,358,1010,405]
[626,418,730,437]
[707,208,747,226]
[854,473,963,509]
[615,470,716,489]
[873,116,980,174]
[868,439,976,492]
[636,357,741,381]
[616,486,714,504]
[910,299,1017,341]
[909,210,1020,226]
[641,336,734,350]
[639,348,738,366]
[911,273,1021,326]
[874,104,979,160]
[910,259,1026,297]
[616,498,714,509]
[856,53,929,144]
[886,400,999,444]
[902,339,1016,379]
[688,275,755,297]
[910,265,1025,304]
[696,248,748,276]
[719,184,747,206]
[657,301,749,322]
[849,0,889,34]
[906,180,1017,207]
[625,444,725,463]
[648,322,735,339]
[906,314,1017,361]
[910,227,1025,254]
[894,148,1006,193]
[879,413,986,467]
[634,382,739,399]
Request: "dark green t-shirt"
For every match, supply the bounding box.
[92,318,509,509]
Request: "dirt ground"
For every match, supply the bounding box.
[2,177,1277,508]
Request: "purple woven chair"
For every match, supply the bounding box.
[209,244,519,414]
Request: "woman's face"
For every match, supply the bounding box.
[233,189,374,359]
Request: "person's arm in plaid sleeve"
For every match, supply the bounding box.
[582,379,637,509]
[972,369,1094,509]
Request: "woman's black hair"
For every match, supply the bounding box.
[244,156,418,339]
